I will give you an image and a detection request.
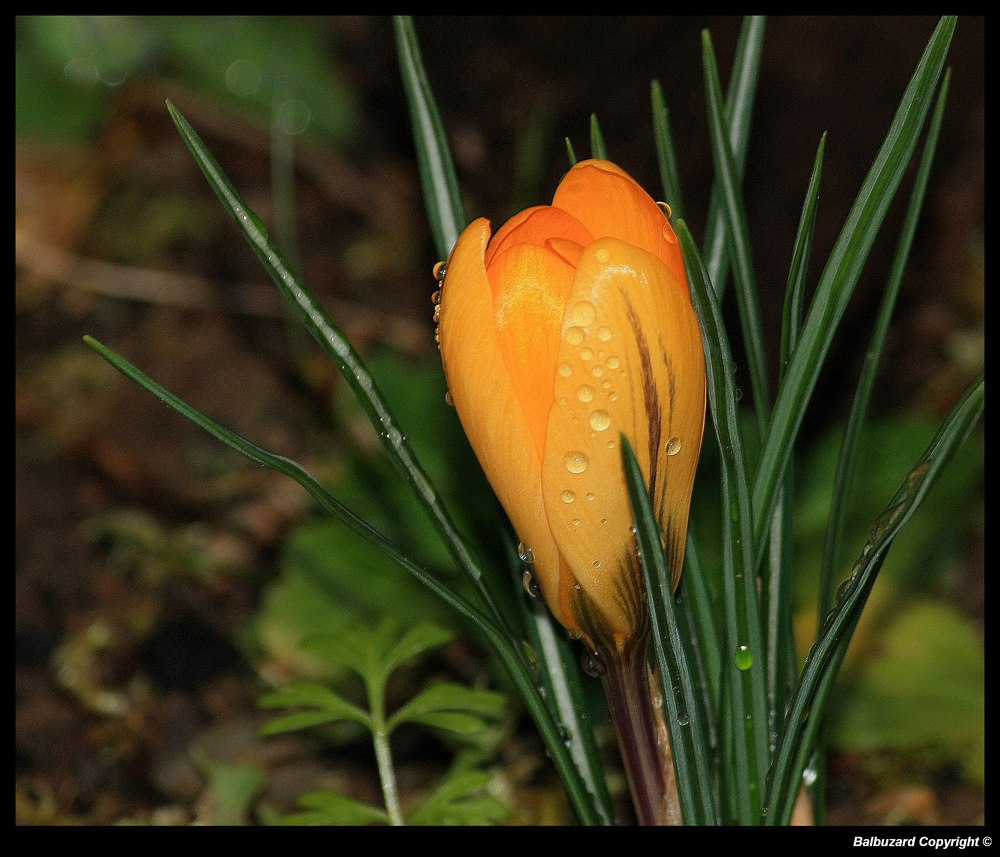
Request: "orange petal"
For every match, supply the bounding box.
[487,242,577,457]
[552,159,686,289]
[438,219,567,627]
[541,237,705,645]
[485,205,593,269]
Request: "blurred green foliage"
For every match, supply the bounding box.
[16,15,359,144]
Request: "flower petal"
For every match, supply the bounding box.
[553,159,686,289]
[438,219,568,628]
[485,205,593,269]
[541,237,705,645]
[487,242,577,457]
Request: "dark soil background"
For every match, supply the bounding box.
[16,16,984,826]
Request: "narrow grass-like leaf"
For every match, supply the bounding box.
[702,30,769,441]
[565,137,579,167]
[589,113,607,160]
[164,101,514,634]
[651,79,684,219]
[752,17,956,570]
[622,438,717,825]
[514,557,615,824]
[771,131,826,821]
[701,15,766,294]
[392,15,465,261]
[818,70,951,622]
[679,220,769,824]
[83,335,494,638]
[679,535,722,723]
[765,371,984,823]
[779,135,826,378]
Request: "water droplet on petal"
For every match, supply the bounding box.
[666,437,682,456]
[564,451,589,474]
[558,362,573,377]
[597,327,613,342]
[566,327,585,346]
[444,389,454,406]
[589,410,611,432]
[594,248,611,265]
[606,355,620,369]
[571,301,596,326]
[576,384,594,402]
[522,569,540,598]
[561,490,575,504]
[517,542,535,565]
[656,200,673,219]
[432,261,447,281]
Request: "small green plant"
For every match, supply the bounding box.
[258,619,508,825]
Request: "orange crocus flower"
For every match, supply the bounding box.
[438,159,706,656]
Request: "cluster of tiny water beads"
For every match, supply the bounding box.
[431,261,455,406]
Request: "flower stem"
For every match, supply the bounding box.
[600,637,679,825]
[367,674,405,826]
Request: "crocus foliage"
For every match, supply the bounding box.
[439,159,706,656]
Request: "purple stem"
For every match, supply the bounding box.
[600,637,677,825]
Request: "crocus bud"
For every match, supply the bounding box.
[438,159,706,657]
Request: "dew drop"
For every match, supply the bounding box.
[517,541,535,565]
[430,288,442,305]
[444,389,454,406]
[522,569,540,598]
[594,248,611,265]
[666,437,682,456]
[591,366,603,378]
[735,645,753,671]
[432,261,447,281]
[677,714,690,727]
[580,347,593,361]
[581,649,606,677]
[586,492,595,501]
[589,409,611,432]
[592,560,602,570]
[576,385,595,403]
[564,451,589,473]
[571,300,596,326]
[656,200,673,219]
[608,391,618,402]
[661,222,678,243]
[597,326,613,342]
[561,490,576,504]
[566,326,585,346]
[558,362,573,377]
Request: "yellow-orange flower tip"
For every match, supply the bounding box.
[438,159,706,656]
